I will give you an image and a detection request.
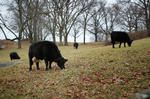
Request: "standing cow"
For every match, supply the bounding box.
[111,31,133,48]
[73,42,78,49]
[28,41,68,70]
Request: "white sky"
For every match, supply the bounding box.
[0,0,116,42]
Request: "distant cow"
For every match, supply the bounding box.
[74,42,78,49]
[28,41,68,70]
[10,52,20,61]
[111,31,133,48]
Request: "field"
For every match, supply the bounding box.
[0,38,150,99]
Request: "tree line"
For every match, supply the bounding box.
[0,0,150,48]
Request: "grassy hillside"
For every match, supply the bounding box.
[0,38,150,98]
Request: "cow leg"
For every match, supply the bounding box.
[112,43,115,48]
[10,56,12,61]
[44,60,49,70]
[49,61,52,69]
[29,58,33,71]
[119,42,122,48]
[112,42,115,48]
[124,42,126,47]
[36,62,40,70]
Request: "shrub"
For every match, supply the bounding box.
[128,30,149,40]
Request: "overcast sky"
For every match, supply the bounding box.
[0,0,116,42]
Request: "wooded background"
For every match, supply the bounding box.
[0,0,150,48]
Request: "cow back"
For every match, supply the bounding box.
[111,31,131,42]
[29,41,61,60]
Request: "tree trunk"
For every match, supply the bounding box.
[18,31,22,49]
[59,35,63,45]
[18,0,23,49]
[135,19,138,31]
[149,1,150,31]
[52,33,56,43]
[95,33,98,42]
[33,1,39,42]
[18,23,24,49]
[143,0,150,32]
[83,21,87,44]
[74,36,76,43]
[33,18,37,42]
[59,26,63,46]
[105,32,109,42]
[29,28,33,43]
[145,16,150,36]
[52,17,56,43]
[64,35,68,46]
[147,18,150,37]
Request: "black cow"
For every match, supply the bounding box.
[10,52,20,61]
[111,31,133,48]
[28,41,68,70]
[73,42,78,49]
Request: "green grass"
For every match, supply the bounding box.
[0,38,150,99]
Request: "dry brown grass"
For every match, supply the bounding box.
[0,37,150,98]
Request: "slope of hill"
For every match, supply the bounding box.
[0,37,150,98]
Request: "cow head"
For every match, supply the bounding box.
[127,40,133,47]
[55,57,68,69]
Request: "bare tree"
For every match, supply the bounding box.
[134,0,150,30]
[98,2,120,42]
[25,0,45,42]
[87,9,101,42]
[117,1,144,32]
[53,0,96,46]
[72,22,81,43]
[134,0,150,36]
[0,0,7,40]
[118,0,150,35]
[22,0,46,43]
[43,0,58,43]
[0,13,18,40]
[80,0,96,44]
[63,0,84,45]
[0,15,8,40]
[52,0,65,45]
[8,0,33,48]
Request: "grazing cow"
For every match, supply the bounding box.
[28,41,68,70]
[73,42,78,49]
[111,31,133,48]
[10,52,20,61]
